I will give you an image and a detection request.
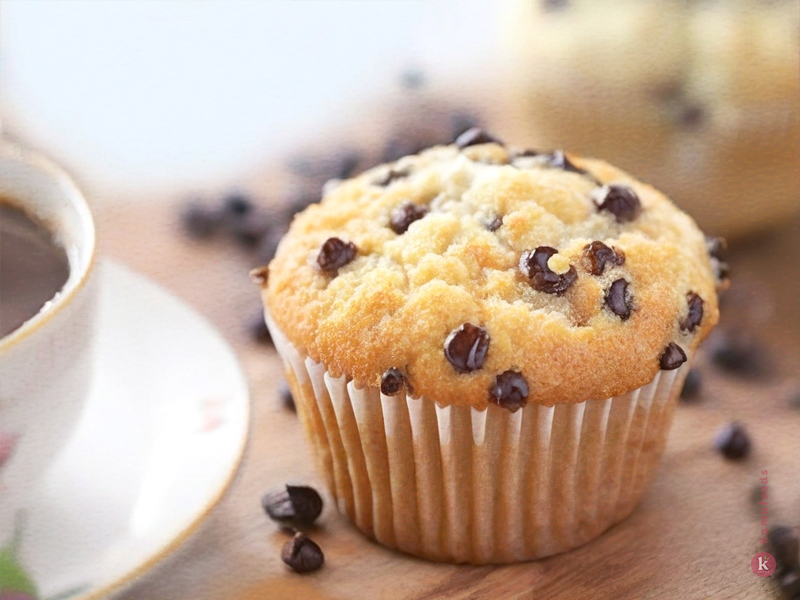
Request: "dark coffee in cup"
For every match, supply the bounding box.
[0,199,70,338]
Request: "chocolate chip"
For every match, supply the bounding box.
[486,215,503,231]
[489,370,529,411]
[680,292,704,332]
[768,526,800,574]
[542,0,569,10]
[582,241,625,275]
[705,235,730,284]
[223,192,253,217]
[519,246,578,296]
[454,127,502,149]
[389,202,428,234]
[714,422,751,460]
[316,237,357,273]
[593,184,641,223]
[546,149,587,176]
[250,313,272,345]
[281,532,325,574]
[279,381,296,412]
[180,202,221,239]
[444,323,490,374]
[374,167,410,187]
[679,368,701,401]
[604,278,633,320]
[705,235,727,260]
[262,484,323,527]
[659,342,687,370]
[709,329,764,377]
[381,368,408,396]
[450,112,481,140]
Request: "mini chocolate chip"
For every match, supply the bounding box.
[593,184,641,223]
[262,484,323,527]
[316,237,357,273]
[250,313,272,345]
[279,381,296,412]
[705,235,730,283]
[513,148,542,158]
[281,532,325,574]
[450,112,482,140]
[604,278,633,320]
[374,167,410,187]
[768,526,800,574]
[582,241,625,275]
[489,370,529,412]
[547,149,587,176]
[486,215,503,231]
[381,368,408,396]
[519,246,577,296]
[714,422,751,460]
[180,202,221,239]
[709,330,764,377]
[455,127,502,149]
[444,323,490,374]
[659,342,687,370]
[705,235,727,260]
[679,368,702,401]
[389,202,428,234]
[680,292,704,332]
[223,192,253,217]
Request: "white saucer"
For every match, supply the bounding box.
[17,261,250,599]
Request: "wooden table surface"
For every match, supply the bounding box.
[98,197,800,600]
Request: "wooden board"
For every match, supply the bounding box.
[101,199,800,600]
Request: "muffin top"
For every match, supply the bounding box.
[260,131,721,409]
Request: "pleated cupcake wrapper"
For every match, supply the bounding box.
[267,312,689,564]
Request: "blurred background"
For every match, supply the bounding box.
[2,0,798,238]
[1,1,799,599]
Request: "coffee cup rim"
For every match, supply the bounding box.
[0,141,97,351]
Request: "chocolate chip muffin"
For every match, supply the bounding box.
[501,0,800,239]
[255,130,721,563]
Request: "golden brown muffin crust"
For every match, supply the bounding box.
[261,142,719,408]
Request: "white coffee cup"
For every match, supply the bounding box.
[0,140,98,544]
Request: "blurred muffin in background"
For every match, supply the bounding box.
[500,0,800,239]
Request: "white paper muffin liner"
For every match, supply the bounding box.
[266,312,689,564]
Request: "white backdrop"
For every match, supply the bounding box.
[0,0,498,197]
